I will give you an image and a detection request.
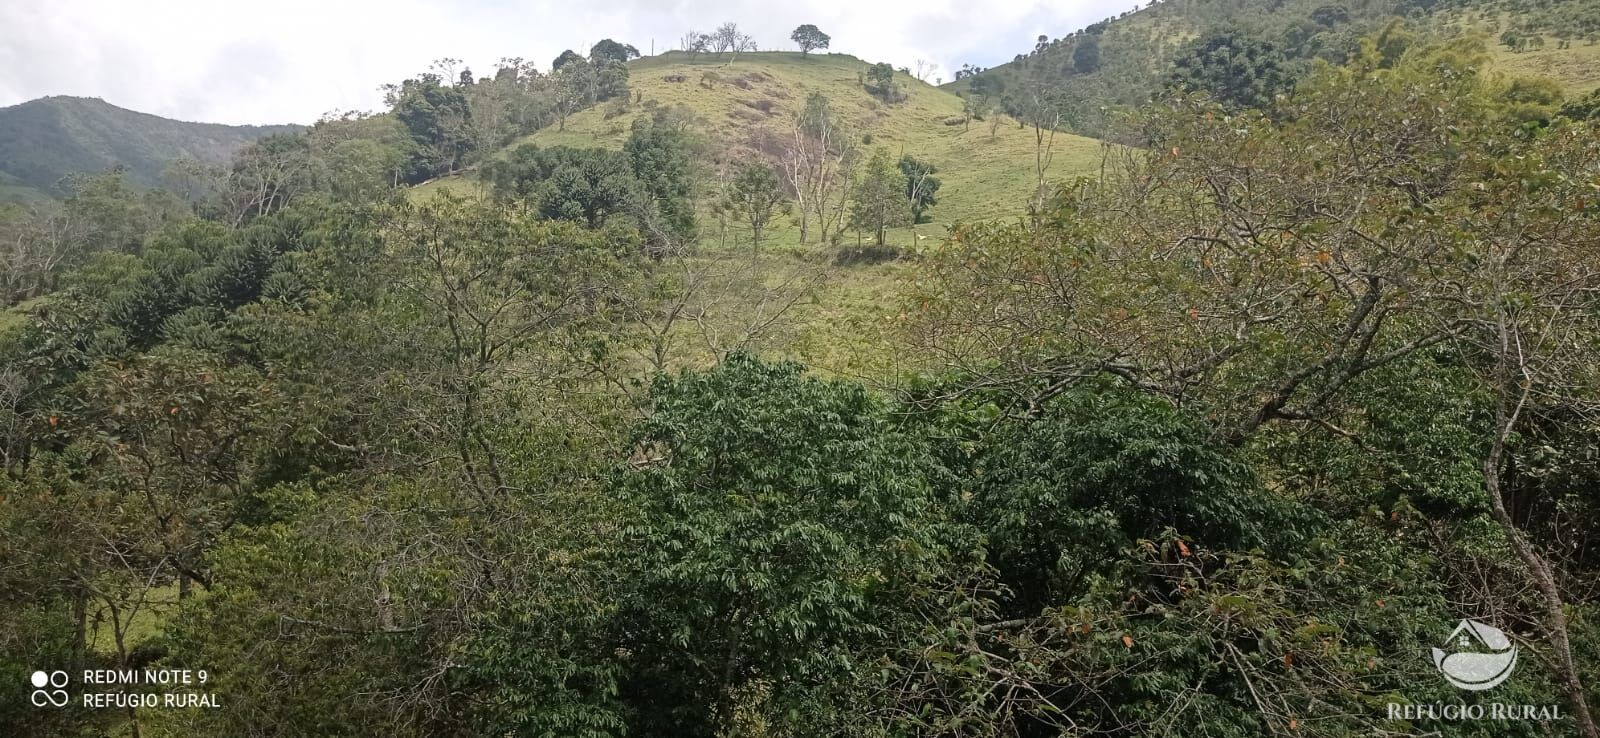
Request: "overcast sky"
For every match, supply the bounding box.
[0,0,1141,125]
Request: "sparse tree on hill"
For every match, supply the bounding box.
[681,30,710,56]
[464,66,522,153]
[429,57,463,82]
[867,63,894,88]
[1009,61,1066,210]
[493,59,518,83]
[782,92,855,244]
[968,74,1004,102]
[966,74,1006,138]
[898,155,940,224]
[721,161,786,252]
[864,62,905,102]
[709,22,757,57]
[590,39,640,64]
[791,24,831,55]
[548,62,585,131]
[848,147,912,247]
[543,53,629,131]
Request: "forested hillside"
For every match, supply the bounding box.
[943,0,1600,136]
[3,17,1600,738]
[0,96,299,201]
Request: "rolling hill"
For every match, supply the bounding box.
[0,95,300,201]
[415,51,1109,377]
[421,51,1106,227]
[943,0,1600,136]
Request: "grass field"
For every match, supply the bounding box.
[414,51,1107,379]
[1489,41,1600,93]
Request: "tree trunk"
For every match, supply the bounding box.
[1481,292,1599,738]
[1483,455,1599,738]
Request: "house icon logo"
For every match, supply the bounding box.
[1431,620,1518,691]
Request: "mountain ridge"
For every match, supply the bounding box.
[0,95,301,201]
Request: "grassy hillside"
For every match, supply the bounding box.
[1489,39,1600,92]
[422,52,1105,226]
[535,52,1102,224]
[0,96,300,198]
[417,51,1107,378]
[943,0,1600,135]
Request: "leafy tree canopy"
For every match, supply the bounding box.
[1169,30,1296,110]
[790,24,831,54]
[590,38,640,64]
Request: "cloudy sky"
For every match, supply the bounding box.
[0,0,1141,125]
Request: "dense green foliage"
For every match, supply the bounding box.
[1169,31,1296,110]
[483,109,700,249]
[4,24,1600,738]
[387,73,475,180]
[487,144,642,227]
[611,356,977,734]
[913,36,1600,735]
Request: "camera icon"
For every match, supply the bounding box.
[30,670,69,707]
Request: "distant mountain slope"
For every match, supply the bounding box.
[0,96,300,198]
[943,0,1600,135]
[420,52,1106,226]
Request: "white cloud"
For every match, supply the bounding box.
[0,0,1141,125]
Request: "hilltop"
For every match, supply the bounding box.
[422,51,1105,229]
[943,0,1600,135]
[0,95,300,201]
